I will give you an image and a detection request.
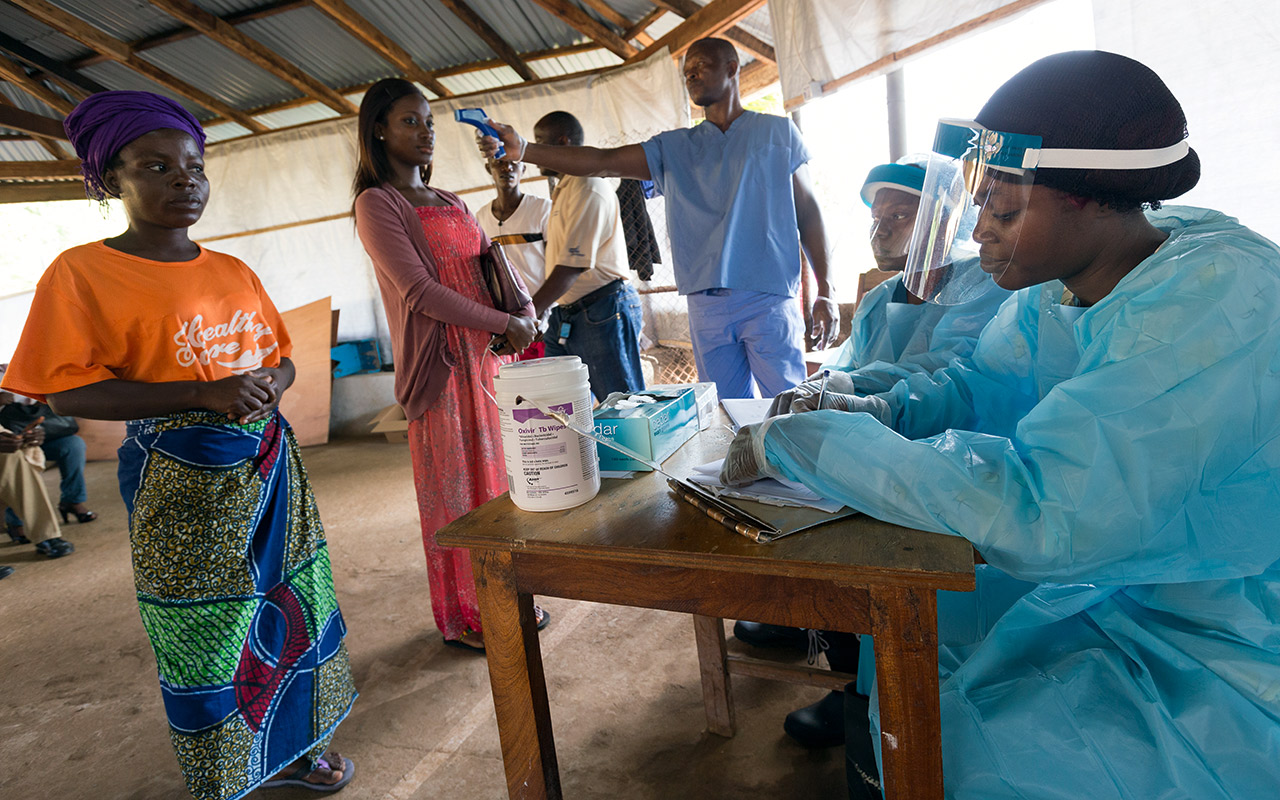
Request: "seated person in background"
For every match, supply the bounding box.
[734,159,1011,748]
[0,425,73,562]
[475,158,553,359]
[1,364,96,536]
[722,51,1280,799]
[531,111,645,401]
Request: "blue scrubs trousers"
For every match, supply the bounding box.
[685,288,807,399]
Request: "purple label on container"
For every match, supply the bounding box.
[512,402,575,423]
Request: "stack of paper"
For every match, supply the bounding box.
[688,459,845,514]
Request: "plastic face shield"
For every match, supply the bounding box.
[903,120,1042,304]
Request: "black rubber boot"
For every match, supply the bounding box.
[784,689,847,748]
[844,688,881,800]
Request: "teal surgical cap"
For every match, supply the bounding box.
[860,161,927,207]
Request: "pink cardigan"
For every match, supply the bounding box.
[354,184,533,420]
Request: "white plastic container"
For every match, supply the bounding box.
[492,356,600,511]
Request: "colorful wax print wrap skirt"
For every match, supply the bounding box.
[118,410,357,800]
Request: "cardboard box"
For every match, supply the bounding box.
[332,339,382,378]
[591,388,699,471]
[369,403,409,443]
[648,381,718,431]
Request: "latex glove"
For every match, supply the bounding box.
[766,370,855,417]
[719,423,770,487]
[476,120,527,162]
[792,391,894,425]
[809,296,840,351]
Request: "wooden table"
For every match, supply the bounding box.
[437,420,975,800]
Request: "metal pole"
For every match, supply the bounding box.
[886,68,906,161]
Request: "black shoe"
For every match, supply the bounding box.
[844,690,881,800]
[0,565,13,579]
[733,620,808,650]
[784,689,846,748]
[34,537,74,558]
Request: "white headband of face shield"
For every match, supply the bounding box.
[1021,140,1191,170]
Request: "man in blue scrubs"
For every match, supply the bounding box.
[479,38,838,399]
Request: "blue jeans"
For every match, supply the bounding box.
[544,281,645,402]
[685,288,807,399]
[5,434,87,527]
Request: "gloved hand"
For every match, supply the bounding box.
[791,391,894,425]
[766,370,855,417]
[720,423,769,487]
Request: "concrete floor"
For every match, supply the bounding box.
[1,437,846,800]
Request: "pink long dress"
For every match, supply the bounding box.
[407,205,509,640]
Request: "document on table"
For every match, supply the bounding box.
[688,459,846,514]
[720,398,774,431]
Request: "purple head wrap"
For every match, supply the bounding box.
[63,90,207,202]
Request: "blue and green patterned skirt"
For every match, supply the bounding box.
[118,410,357,800]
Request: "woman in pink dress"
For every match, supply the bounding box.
[353,79,540,651]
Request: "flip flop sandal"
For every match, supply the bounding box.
[262,755,354,793]
[442,630,485,652]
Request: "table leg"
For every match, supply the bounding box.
[692,615,735,737]
[869,586,942,800]
[472,549,561,800]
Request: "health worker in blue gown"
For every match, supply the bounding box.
[721,50,1280,800]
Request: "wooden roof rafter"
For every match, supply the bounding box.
[438,0,537,83]
[529,0,638,60]
[0,94,67,158]
[624,8,666,43]
[0,30,105,98]
[649,0,775,64]
[0,158,80,179]
[146,0,357,114]
[578,0,654,46]
[9,0,268,132]
[0,53,75,114]
[307,0,453,97]
[630,0,769,63]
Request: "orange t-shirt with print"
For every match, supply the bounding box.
[1,242,292,402]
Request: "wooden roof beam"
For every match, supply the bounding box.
[649,0,775,64]
[71,0,306,70]
[10,0,267,132]
[630,0,768,63]
[0,30,105,98]
[308,0,453,96]
[0,181,89,204]
[624,9,666,44]
[528,0,638,60]
[438,0,537,82]
[578,0,654,46]
[0,55,75,114]
[0,159,82,180]
[146,0,357,114]
[0,94,67,157]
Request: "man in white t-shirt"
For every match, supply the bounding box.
[475,158,553,359]
[530,111,644,401]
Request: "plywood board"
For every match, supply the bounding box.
[279,296,332,447]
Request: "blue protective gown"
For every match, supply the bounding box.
[821,273,1010,394]
[758,207,1280,799]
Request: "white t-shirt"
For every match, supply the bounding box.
[475,194,553,295]
[547,176,630,305]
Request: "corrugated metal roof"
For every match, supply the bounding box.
[78,61,213,118]
[139,37,301,111]
[235,8,396,91]
[0,139,61,161]
[0,3,88,62]
[253,103,341,131]
[48,0,182,43]
[202,120,254,143]
[0,82,64,120]
[531,48,624,78]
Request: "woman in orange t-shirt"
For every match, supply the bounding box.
[0,92,357,799]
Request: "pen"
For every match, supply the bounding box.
[816,369,830,411]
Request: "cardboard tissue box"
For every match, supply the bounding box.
[369,404,409,443]
[648,382,718,431]
[591,388,699,471]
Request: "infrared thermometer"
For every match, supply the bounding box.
[454,108,505,158]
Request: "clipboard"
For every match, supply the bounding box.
[667,477,857,544]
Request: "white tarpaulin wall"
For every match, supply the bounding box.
[770,0,1048,108]
[771,0,1280,242]
[1093,1,1280,242]
[189,52,687,356]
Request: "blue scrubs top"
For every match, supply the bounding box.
[641,111,810,297]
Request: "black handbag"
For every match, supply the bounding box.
[480,241,532,314]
